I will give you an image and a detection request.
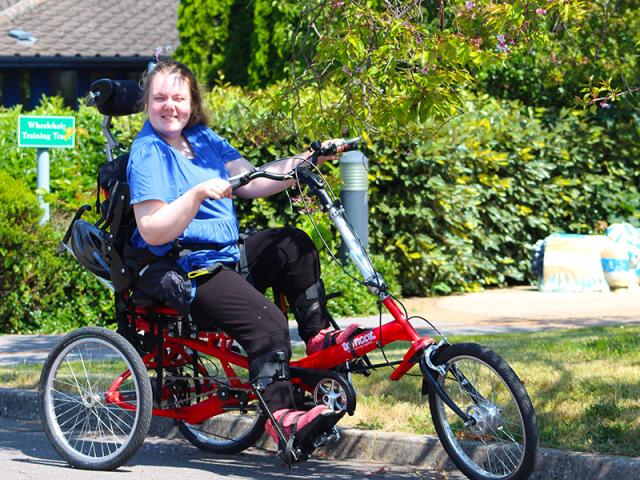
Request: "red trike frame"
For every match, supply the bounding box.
[105,295,435,426]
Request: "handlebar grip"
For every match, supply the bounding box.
[228,168,258,191]
[310,137,361,156]
[229,177,244,191]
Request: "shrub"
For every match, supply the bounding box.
[2,84,638,332]
[321,252,400,317]
[367,94,639,295]
[0,171,112,333]
[0,97,143,216]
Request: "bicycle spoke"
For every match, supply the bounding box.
[63,357,88,397]
[58,404,85,431]
[100,403,136,435]
[91,407,125,447]
[78,348,95,397]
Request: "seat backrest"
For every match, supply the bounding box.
[97,153,133,291]
[97,153,153,292]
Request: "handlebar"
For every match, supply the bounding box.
[228,137,361,191]
[228,168,292,190]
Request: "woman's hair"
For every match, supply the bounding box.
[140,59,210,128]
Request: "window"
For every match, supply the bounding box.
[50,70,77,108]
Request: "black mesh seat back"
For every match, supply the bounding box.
[89,79,144,116]
[98,153,145,292]
[99,153,133,231]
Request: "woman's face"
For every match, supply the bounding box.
[147,71,192,141]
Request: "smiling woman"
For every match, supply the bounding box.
[125,58,359,457]
[143,62,207,158]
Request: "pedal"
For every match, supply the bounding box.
[312,426,341,448]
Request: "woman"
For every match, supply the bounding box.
[127,59,359,452]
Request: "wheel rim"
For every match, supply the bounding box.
[178,350,263,448]
[182,410,262,447]
[435,355,527,478]
[43,337,141,464]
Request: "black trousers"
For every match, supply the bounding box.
[189,227,329,411]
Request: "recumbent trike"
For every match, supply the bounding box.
[38,78,539,480]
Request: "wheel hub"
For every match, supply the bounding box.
[81,392,102,407]
[466,401,501,434]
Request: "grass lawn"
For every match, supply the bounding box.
[2,323,639,457]
[334,323,640,458]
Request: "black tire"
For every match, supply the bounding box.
[38,327,152,470]
[176,344,266,454]
[427,343,538,480]
[178,413,266,454]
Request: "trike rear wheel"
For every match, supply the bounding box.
[38,327,152,470]
[178,411,266,454]
[428,343,538,480]
[176,347,265,454]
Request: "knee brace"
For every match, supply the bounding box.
[290,279,326,324]
[249,351,290,391]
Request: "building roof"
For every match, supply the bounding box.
[0,0,179,62]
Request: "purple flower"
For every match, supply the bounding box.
[495,34,510,52]
[536,8,547,15]
[600,101,611,109]
[465,1,476,11]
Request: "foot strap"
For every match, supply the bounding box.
[277,410,304,465]
[321,330,342,350]
[321,327,369,354]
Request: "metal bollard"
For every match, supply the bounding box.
[339,151,369,261]
[37,148,50,224]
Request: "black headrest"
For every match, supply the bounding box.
[87,79,144,116]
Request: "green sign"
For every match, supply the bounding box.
[18,115,75,148]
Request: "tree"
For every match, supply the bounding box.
[175,0,239,85]
[176,0,300,88]
[177,1,585,134]
[252,0,586,140]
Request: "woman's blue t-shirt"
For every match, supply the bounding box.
[127,120,243,273]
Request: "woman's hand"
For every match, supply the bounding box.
[197,178,232,201]
[314,138,347,166]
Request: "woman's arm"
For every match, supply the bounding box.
[133,177,232,246]
[228,140,342,199]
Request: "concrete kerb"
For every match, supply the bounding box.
[3,387,639,479]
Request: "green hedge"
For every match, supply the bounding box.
[0,171,112,333]
[0,97,142,214]
[202,87,640,295]
[367,94,640,294]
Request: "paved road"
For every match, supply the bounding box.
[0,416,462,480]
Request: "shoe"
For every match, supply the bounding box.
[305,324,363,355]
[265,405,343,453]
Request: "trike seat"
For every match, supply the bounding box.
[130,290,170,309]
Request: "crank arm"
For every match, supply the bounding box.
[252,383,299,465]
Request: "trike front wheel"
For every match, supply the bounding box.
[38,327,153,470]
[427,343,538,480]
